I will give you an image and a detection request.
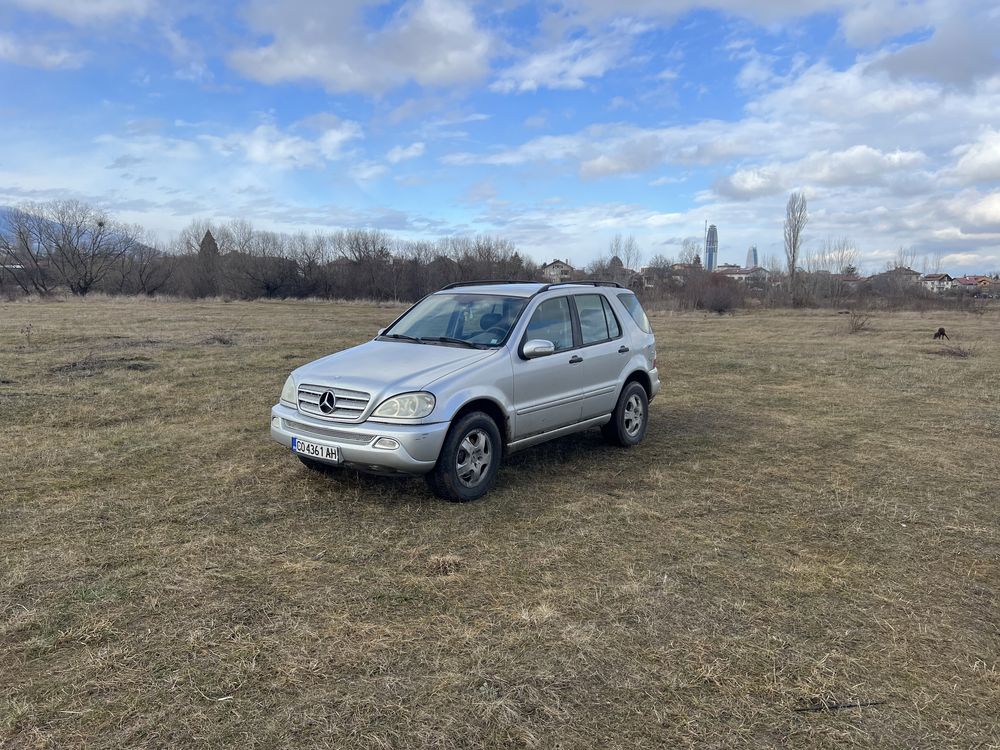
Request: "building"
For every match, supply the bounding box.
[955,275,994,290]
[705,224,718,272]
[832,273,865,289]
[745,245,759,268]
[540,259,574,283]
[921,273,954,293]
[716,266,768,284]
[876,266,922,283]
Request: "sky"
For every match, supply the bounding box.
[0,0,999,273]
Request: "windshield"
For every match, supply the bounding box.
[383,293,528,347]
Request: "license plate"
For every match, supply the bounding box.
[291,437,340,462]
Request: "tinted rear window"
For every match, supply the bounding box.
[617,293,651,333]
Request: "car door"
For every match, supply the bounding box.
[572,293,630,420]
[510,295,584,439]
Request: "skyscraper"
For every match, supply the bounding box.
[745,244,758,269]
[705,224,718,272]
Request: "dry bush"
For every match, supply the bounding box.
[847,311,871,333]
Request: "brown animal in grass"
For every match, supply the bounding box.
[934,327,949,340]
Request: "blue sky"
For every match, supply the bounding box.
[1,0,999,273]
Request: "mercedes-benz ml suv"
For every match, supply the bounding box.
[270,281,659,501]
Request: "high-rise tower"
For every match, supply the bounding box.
[705,224,718,272]
[745,244,758,269]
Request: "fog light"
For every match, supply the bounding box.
[373,437,400,450]
[271,416,280,429]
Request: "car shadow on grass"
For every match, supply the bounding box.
[293,401,761,504]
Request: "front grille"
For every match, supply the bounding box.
[297,383,371,422]
[281,418,375,444]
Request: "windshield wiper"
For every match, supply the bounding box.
[382,333,422,343]
[418,336,485,349]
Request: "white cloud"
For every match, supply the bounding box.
[714,146,927,199]
[559,0,971,48]
[350,161,388,182]
[229,0,491,94]
[963,192,1000,231]
[386,142,426,163]
[492,33,630,93]
[951,129,1000,183]
[11,0,151,23]
[202,120,362,170]
[0,33,86,69]
[871,9,1000,87]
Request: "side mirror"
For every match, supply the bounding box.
[377,328,386,336]
[522,339,555,359]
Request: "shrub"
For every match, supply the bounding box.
[847,311,871,334]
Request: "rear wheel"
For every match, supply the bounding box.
[602,381,649,447]
[426,411,502,502]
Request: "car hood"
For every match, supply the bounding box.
[294,339,495,396]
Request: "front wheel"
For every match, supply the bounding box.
[426,411,502,502]
[602,381,649,447]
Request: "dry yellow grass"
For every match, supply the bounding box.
[1,297,998,748]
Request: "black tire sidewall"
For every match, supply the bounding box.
[428,412,503,502]
[613,382,648,446]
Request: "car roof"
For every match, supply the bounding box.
[433,282,626,298]
[433,283,543,297]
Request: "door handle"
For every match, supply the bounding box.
[569,355,583,364]
[618,346,630,354]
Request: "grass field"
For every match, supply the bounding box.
[1,297,998,749]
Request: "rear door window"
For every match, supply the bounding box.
[575,294,621,345]
[616,292,651,333]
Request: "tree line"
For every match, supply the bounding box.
[1,198,991,312]
[0,201,540,301]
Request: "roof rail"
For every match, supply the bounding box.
[440,279,540,290]
[438,278,625,294]
[536,279,624,293]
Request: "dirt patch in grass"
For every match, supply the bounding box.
[49,354,158,375]
[1,298,998,749]
[202,332,237,346]
[924,342,978,358]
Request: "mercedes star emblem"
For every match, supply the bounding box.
[318,390,337,414]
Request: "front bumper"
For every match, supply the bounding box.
[270,403,449,475]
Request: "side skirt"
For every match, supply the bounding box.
[506,414,612,454]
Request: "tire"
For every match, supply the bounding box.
[426,411,503,502]
[297,455,336,473]
[602,381,649,447]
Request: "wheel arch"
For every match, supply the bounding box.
[451,397,511,446]
[623,369,652,398]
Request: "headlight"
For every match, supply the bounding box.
[280,375,296,405]
[372,392,435,419]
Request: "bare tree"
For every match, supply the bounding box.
[0,206,57,295]
[805,237,859,274]
[887,246,918,271]
[679,238,703,265]
[609,233,642,276]
[784,191,808,299]
[112,240,175,295]
[25,201,141,295]
[290,232,330,297]
[921,250,944,275]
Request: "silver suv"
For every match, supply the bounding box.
[270,281,659,501]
